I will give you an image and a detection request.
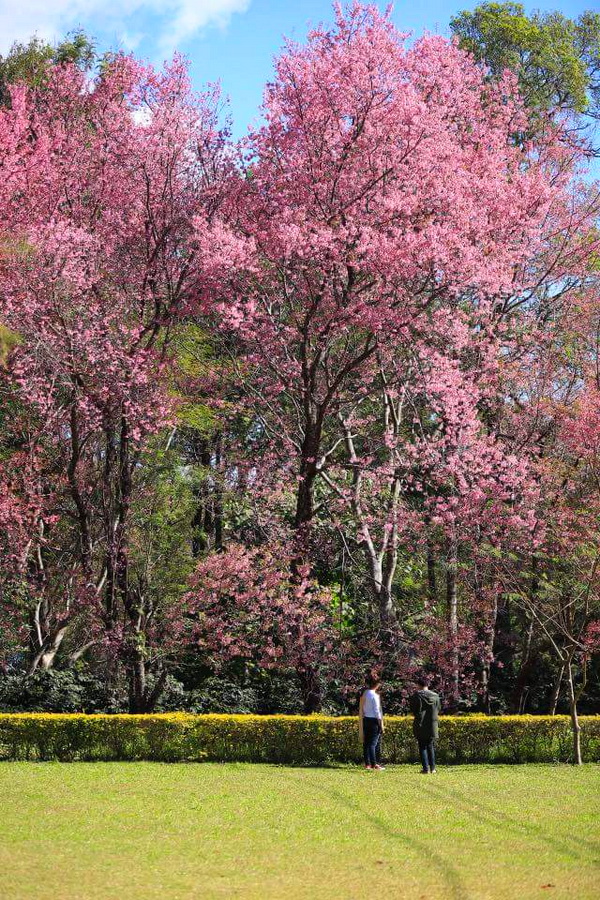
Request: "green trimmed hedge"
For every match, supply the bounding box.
[0,713,598,764]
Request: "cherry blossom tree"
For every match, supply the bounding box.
[186,541,336,712]
[0,55,227,709]
[479,264,600,750]
[202,3,593,623]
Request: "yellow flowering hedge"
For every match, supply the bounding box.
[0,713,598,763]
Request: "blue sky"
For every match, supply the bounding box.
[0,1,595,137]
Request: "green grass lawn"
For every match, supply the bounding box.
[0,763,598,900]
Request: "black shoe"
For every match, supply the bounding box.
[420,769,430,775]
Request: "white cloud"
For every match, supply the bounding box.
[0,0,251,56]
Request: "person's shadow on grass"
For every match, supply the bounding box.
[307,780,471,900]
[422,779,597,864]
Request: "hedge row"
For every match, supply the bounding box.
[0,713,599,764]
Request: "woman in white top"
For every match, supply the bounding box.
[359,672,384,769]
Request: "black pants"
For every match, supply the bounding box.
[418,738,436,772]
[363,717,382,766]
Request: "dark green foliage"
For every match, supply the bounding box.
[185,679,261,714]
[0,666,308,715]
[0,669,126,714]
[176,668,306,714]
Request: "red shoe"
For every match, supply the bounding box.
[373,764,385,770]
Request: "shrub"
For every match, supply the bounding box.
[185,681,261,714]
[0,713,598,764]
[178,670,306,714]
[0,670,127,713]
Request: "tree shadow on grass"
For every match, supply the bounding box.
[422,780,599,863]
[304,780,472,900]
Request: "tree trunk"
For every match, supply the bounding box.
[291,417,324,710]
[129,655,167,713]
[102,427,119,624]
[28,591,69,673]
[376,583,396,627]
[367,553,397,626]
[191,434,225,555]
[295,463,317,532]
[129,654,147,714]
[479,592,498,714]
[426,541,437,605]
[549,663,565,715]
[511,617,534,713]
[446,539,459,706]
[566,659,582,766]
[298,665,322,714]
[115,417,132,611]
[28,625,69,674]
[295,417,322,532]
[214,433,224,551]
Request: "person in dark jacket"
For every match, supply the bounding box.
[409,677,441,774]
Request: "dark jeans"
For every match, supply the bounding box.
[363,717,382,767]
[418,738,436,772]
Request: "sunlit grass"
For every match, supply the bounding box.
[0,762,598,899]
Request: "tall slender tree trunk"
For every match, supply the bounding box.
[293,416,322,574]
[479,591,498,714]
[446,539,459,707]
[129,653,147,714]
[39,631,67,671]
[213,432,224,551]
[103,427,119,624]
[549,663,565,715]
[191,438,216,555]
[511,617,534,713]
[566,657,582,766]
[427,540,437,605]
[112,415,170,714]
[292,415,323,711]
[116,417,132,612]
[367,554,398,627]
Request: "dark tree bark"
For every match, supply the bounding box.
[294,418,321,532]
[298,666,323,714]
[190,433,224,556]
[511,617,535,713]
